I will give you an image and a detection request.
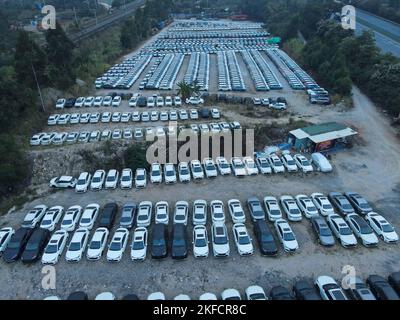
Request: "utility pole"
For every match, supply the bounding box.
[73,6,80,29]
[32,64,46,112]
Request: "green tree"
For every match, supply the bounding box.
[124,144,150,172]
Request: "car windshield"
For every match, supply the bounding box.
[261,234,274,242]
[283,232,295,241]
[250,293,265,300]
[193,166,202,172]
[69,242,81,251]
[157,213,167,220]
[25,242,39,251]
[62,219,72,226]
[122,175,131,181]
[206,164,215,170]
[41,219,52,226]
[80,218,91,224]
[382,224,394,233]
[322,204,332,210]
[180,169,189,175]
[195,238,207,247]
[77,179,86,185]
[153,238,165,246]
[109,242,122,251]
[221,163,229,168]
[90,241,102,250]
[340,226,352,235]
[106,176,115,182]
[319,227,331,237]
[137,175,145,180]
[270,209,281,216]
[173,239,185,247]
[132,241,144,250]
[238,235,250,245]
[166,170,174,177]
[152,170,160,176]
[92,177,101,183]
[45,244,58,254]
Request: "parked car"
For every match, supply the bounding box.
[173,201,189,225]
[40,206,63,231]
[247,197,266,221]
[21,205,48,229]
[365,212,398,243]
[268,154,285,173]
[327,214,357,248]
[311,152,332,172]
[136,201,152,227]
[130,227,148,261]
[243,157,259,175]
[231,157,247,177]
[90,170,106,191]
[329,192,355,216]
[155,201,169,225]
[345,213,378,247]
[135,168,147,188]
[190,160,205,180]
[252,220,278,256]
[107,228,129,262]
[245,286,267,300]
[49,176,77,188]
[0,228,14,257]
[65,228,90,262]
[311,193,335,216]
[366,275,399,300]
[192,225,209,258]
[79,203,100,230]
[221,289,241,300]
[263,196,282,222]
[203,158,218,178]
[3,228,34,263]
[281,154,298,172]
[192,200,207,225]
[344,192,373,215]
[99,203,118,229]
[315,276,348,300]
[164,163,177,184]
[310,216,335,247]
[211,222,230,257]
[86,227,109,261]
[171,224,188,260]
[60,205,82,232]
[211,200,225,223]
[75,172,92,193]
[345,277,376,300]
[41,230,68,264]
[256,157,272,174]
[293,280,322,300]
[105,169,119,189]
[295,194,319,219]
[388,272,400,296]
[150,163,163,184]
[216,157,232,175]
[151,223,168,259]
[274,219,299,252]
[294,154,313,173]
[227,199,246,223]
[119,203,137,229]
[120,168,133,189]
[269,286,295,300]
[178,162,191,183]
[280,195,302,222]
[232,223,253,256]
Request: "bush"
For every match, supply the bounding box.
[124,143,151,172]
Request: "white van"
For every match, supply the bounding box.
[311,152,332,172]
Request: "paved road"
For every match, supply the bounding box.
[356,9,400,57]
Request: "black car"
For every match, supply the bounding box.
[171,224,188,260]
[99,203,118,229]
[200,108,210,119]
[64,98,76,108]
[21,228,51,263]
[151,224,168,259]
[367,275,399,300]
[67,291,89,300]
[277,97,287,104]
[293,280,322,300]
[122,294,139,300]
[252,220,278,256]
[388,271,400,295]
[3,228,34,263]
[269,286,295,300]
[345,277,376,300]
[344,192,372,215]
[137,97,147,107]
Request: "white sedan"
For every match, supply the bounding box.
[178,162,191,183]
[268,154,285,173]
[0,228,14,256]
[365,212,398,243]
[21,205,48,228]
[65,228,90,262]
[294,154,314,173]
[232,223,253,256]
[216,157,231,175]
[190,160,205,180]
[211,200,225,223]
[231,157,247,177]
[150,163,163,184]
[327,214,357,248]
[135,168,147,188]
[245,285,267,300]
[193,225,209,258]
[90,170,106,191]
[40,206,64,231]
[345,213,378,247]
[49,176,77,188]
[280,196,302,222]
[243,157,259,175]
[256,157,272,174]
[263,196,283,222]
[281,153,298,172]
[136,201,152,227]
[274,219,299,252]
[107,228,129,262]
[164,163,177,184]
[203,158,218,178]
[75,172,92,193]
[311,193,335,216]
[41,230,68,264]
[130,227,148,261]
[155,201,169,225]
[186,96,204,105]
[86,227,109,261]
[120,168,133,189]
[295,195,319,218]
[79,203,100,230]
[60,205,82,232]
[227,199,246,223]
[105,169,119,189]
[192,200,207,225]
[173,201,189,225]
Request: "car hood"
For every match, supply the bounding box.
[385,231,399,241]
[107,250,122,260]
[285,240,298,250]
[194,245,208,256]
[341,234,357,245]
[131,248,146,258]
[152,244,167,257]
[87,248,102,258]
[320,235,335,246]
[21,250,39,262]
[3,248,20,262]
[66,250,82,261]
[213,244,229,255]
[42,252,58,263]
[172,245,187,258]
[361,233,378,244]
[261,242,278,254]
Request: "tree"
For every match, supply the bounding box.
[177,81,200,100]
[124,144,150,172]
[45,22,75,89]
[14,31,48,88]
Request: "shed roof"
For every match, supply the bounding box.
[290,122,357,143]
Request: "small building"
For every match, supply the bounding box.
[288,122,357,153]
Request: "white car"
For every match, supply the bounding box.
[101,130,111,141]
[186,96,204,105]
[327,214,357,248]
[103,95,113,106]
[121,112,131,122]
[227,199,246,223]
[79,203,100,230]
[135,168,147,188]
[66,132,79,144]
[281,154,298,172]
[256,157,272,174]
[41,230,68,264]
[311,193,335,216]
[128,96,138,107]
[155,201,169,225]
[222,289,241,300]
[211,108,220,119]
[95,292,116,300]
[193,225,209,258]
[190,160,205,180]
[311,152,332,172]
[79,113,90,124]
[211,222,230,257]
[174,201,189,225]
[164,163,177,184]
[90,170,106,191]
[365,212,398,243]
[132,111,140,121]
[47,114,60,125]
[40,206,64,231]
[245,286,267,300]
[211,200,225,223]
[86,227,109,260]
[57,113,71,125]
[75,172,92,193]
[107,228,129,262]
[174,96,182,106]
[280,195,302,222]
[40,132,57,145]
[84,96,95,107]
[150,111,159,121]
[69,113,80,124]
[65,228,90,262]
[295,195,319,219]
[316,276,348,300]
[111,112,121,123]
[74,97,85,107]
[0,228,14,256]
[131,227,148,261]
[190,109,199,120]
[120,168,133,189]
[178,162,191,183]
[199,293,218,300]
[136,201,152,227]
[150,163,163,184]
[263,196,283,221]
[147,292,165,300]
[294,154,314,173]
[345,213,378,247]
[243,157,259,175]
[105,169,119,189]
[216,157,231,175]
[192,200,207,225]
[93,96,103,107]
[203,158,218,178]
[56,98,66,109]
[164,96,172,106]
[89,112,100,123]
[156,96,164,107]
[268,154,285,173]
[30,132,46,146]
[60,205,83,232]
[232,223,253,256]
[112,96,121,107]
[49,176,77,188]
[21,205,48,228]
[231,157,247,177]
[274,219,299,252]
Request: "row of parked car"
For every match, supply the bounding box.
[1,191,397,265]
[249,50,283,90]
[46,271,400,300]
[182,52,210,91]
[241,50,269,91]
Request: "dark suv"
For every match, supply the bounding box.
[21,229,51,263]
[252,220,278,256]
[171,224,188,260]
[99,203,118,229]
[151,224,168,259]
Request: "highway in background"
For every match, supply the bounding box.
[356,8,400,57]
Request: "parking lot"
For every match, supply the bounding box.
[1,17,399,299]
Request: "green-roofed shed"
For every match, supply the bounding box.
[288,122,357,153]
